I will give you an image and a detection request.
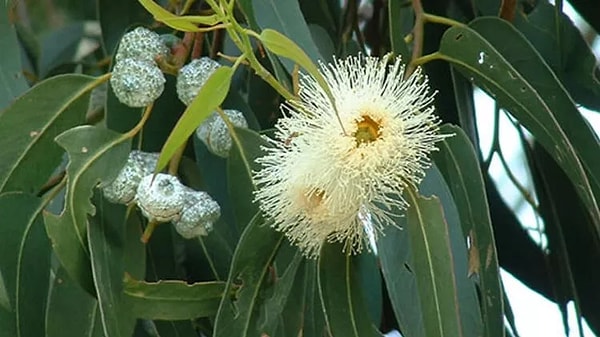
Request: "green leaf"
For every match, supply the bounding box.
[388,0,411,61]
[38,22,84,78]
[0,0,28,110]
[403,187,474,337]
[318,243,383,337]
[514,3,600,111]
[213,213,284,337]
[437,20,600,238]
[44,125,131,294]
[377,214,425,337]
[0,193,50,337]
[156,66,233,171]
[227,127,269,231]
[0,74,100,194]
[0,307,16,337]
[259,29,325,89]
[355,252,382,328]
[123,276,226,320]
[258,252,303,334]
[418,166,484,337]
[137,0,220,31]
[302,260,327,337]
[450,69,480,154]
[46,267,104,337]
[432,125,503,337]
[88,194,140,337]
[98,0,153,55]
[253,0,323,70]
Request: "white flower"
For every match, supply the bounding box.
[253,54,449,257]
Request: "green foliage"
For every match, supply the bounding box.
[0,0,598,336]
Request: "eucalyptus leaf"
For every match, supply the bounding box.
[213,213,284,337]
[438,21,600,238]
[46,267,104,337]
[227,127,269,231]
[0,193,50,337]
[0,74,100,194]
[318,243,383,337]
[44,125,131,294]
[156,66,233,171]
[432,125,503,337]
[124,276,226,320]
[0,0,28,110]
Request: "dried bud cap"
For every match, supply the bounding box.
[102,150,159,204]
[110,58,165,107]
[195,109,248,158]
[115,27,169,63]
[173,187,221,239]
[176,57,221,106]
[136,173,185,222]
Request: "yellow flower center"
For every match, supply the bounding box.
[353,115,381,145]
[303,189,325,210]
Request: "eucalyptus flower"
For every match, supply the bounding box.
[253,54,449,257]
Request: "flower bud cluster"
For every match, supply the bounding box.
[195,109,248,158]
[102,150,220,239]
[110,27,168,107]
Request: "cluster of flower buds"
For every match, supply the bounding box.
[195,109,248,158]
[101,150,220,239]
[110,27,168,107]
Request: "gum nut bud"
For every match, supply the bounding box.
[176,57,221,106]
[102,150,160,204]
[110,58,165,107]
[195,109,248,158]
[173,188,221,239]
[136,173,185,222]
[115,26,169,63]
[129,150,159,175]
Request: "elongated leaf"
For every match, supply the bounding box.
[88,194,140,337]
[274,252,306,337]
[98,0,153,55]
[388,0,411,60]
[124,276,225,320]
[404,188,467,337]
[377,213,425,337]
[213,214,284,337]
[432,125,503,337]
[318,243,382,337]
[227,127,268,231]
[514,3,600,111]
[0,0,28,110]
[253,0,323,68]
[259,29,327,92]
[302,260,327,337]
[39,22,84,78]
[0,74,100,194]
[44,125,131,294]
[437,21,600,237]
[0,193,50,337]
[46,267,104,337]
[258,252,303,334]
[157,66,233,171]
[137,0,219,31]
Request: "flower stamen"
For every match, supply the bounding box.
[353,115,381,145]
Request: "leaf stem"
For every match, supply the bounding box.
[124,102,154,139]
[422,13,465,27]
[410,52,441,67]
[141,220,160,243]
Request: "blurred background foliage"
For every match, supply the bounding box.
[0,0,599,336]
